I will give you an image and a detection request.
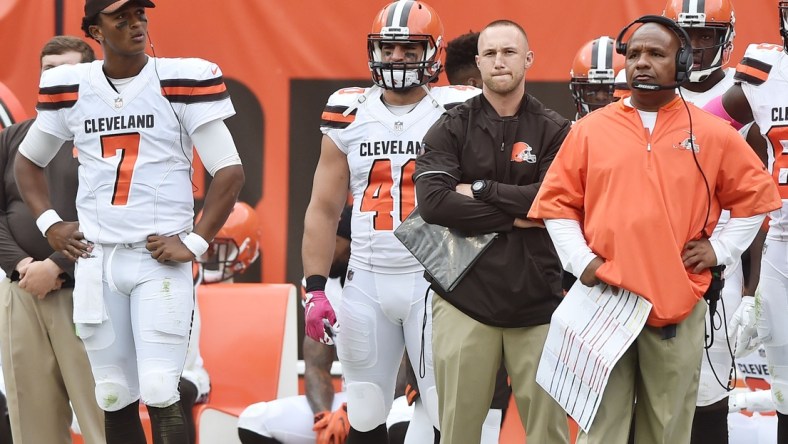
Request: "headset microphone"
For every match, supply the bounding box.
[630,81,680,91]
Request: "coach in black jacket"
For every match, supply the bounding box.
[414,19,570,444]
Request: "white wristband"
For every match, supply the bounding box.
[182,232,209,258]
[36,209,63,237]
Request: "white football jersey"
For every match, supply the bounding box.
[680,68,735,108]
[736,43,788,240]
[681,69,737,240]
[35,57,235,243]
[320,85,480,273]
[736,346,772,389]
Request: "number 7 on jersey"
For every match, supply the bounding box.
[100,132,140,206]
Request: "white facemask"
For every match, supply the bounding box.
[381,69,421,89]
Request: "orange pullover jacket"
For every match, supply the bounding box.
[529,97,781,326]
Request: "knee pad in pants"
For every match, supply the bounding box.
[347,382,387,432]
[771,367,788,414]
[94,366,136,412]
[140,366,181,408]
[237,402,275,437]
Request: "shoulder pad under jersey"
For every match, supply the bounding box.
[429,85,481,110]
[157,57,230,104]
[36,62,91,111]
[734,43,784,86]
[320,86,371,130]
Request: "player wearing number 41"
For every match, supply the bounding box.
[704,2,788,443]
[301,1,479,442]
[13,0,245,442]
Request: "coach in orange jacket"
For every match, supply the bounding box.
[529,18,781,444]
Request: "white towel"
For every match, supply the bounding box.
[73,244,106,324]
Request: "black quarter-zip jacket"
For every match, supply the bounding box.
[414,93,570,327]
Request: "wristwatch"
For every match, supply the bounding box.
[471,180,488,200]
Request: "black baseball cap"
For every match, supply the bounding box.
[84,0,155,18]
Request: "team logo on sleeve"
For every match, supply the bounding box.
[511,142,537,163]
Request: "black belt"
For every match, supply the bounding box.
[658,324,677,340]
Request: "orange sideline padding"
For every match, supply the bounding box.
[196,282,298,414]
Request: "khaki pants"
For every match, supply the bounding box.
[577,299,707,444]
[0,280,105,444]
[432,293,569,444]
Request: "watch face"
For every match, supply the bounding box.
[473,181,483,191]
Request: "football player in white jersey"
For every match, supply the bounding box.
[240,206,436,444]
[728,346,779,444]
[12,0,245,442]
[704,2,788,442]
[662,1,748,442]
[569,36,625,120]
[301,1,480,442]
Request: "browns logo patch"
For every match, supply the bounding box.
[511,142,537,163]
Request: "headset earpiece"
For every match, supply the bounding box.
[615,39,627,56]
[674,40,693,83]
[615,14,693,84]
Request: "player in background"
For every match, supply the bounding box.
[12,0,245,442]
[569,36,625,120]
[703,2,788,442]
[301,2,480,441]
[444,32,482,87]
[660,1,753,442]
[728,345,778,444]
[238,205,351,444]
[184,202,261,443]
[613,69,630,100]
[563,36,627,295]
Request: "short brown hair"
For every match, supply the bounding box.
[482,20,528,43]
[40,36,96,65]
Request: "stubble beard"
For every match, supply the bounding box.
[484,72,523,95]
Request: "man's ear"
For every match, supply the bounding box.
[524,50,534,69]
[90,25,103,42]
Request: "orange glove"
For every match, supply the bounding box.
[313,403,350,444]
[405,382,420,406]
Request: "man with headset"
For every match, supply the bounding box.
[529,16,781,443]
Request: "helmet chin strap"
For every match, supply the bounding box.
[421,84,440,108]
[688,46,725,83]
[342,86,378,117]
